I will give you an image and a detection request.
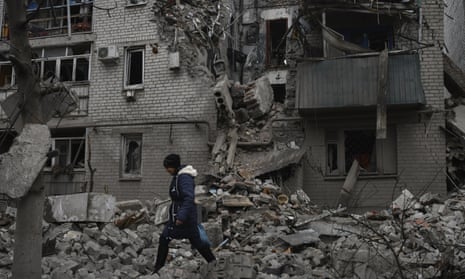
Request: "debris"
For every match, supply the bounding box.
[279,229,320,246]
[1,183,465,278]
[0,124,51,198]
[222,195,254,207]
[44,193,116,223]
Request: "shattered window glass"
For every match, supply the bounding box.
[0,64,13,88]
[122,134,142,177]
[344,130,377,173]
[33,44,90,82]
[44,60,57,80]
[125,48,144,87]
[75,58,89,81]
[52,138,85,169]
[60,59,73,81]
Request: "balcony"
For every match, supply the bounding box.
[1,0,93,39]
[296,53,425,112]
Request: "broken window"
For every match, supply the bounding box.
[125,47,144,88]
[0,64,14,88]
[45,128,86,172]
[122,134,142,177]
[266,18,287,66]
[345,130,377,173]
[271,84,286,103]
[0,130,17,154]
[326,127,397,176]
[33,44,90,82]
[325,11,395,53]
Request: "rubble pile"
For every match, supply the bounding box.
[1,186,465,278]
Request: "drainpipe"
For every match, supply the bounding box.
[67,0,72,37]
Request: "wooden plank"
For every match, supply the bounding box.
[376,48,388,139]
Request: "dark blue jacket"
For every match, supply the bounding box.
[168,165,198,226]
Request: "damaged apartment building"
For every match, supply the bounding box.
[0,0,446,210]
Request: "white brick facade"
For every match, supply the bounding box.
[88,0,216,200]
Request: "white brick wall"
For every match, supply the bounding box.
[89,0,217,200]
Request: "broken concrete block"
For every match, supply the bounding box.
[84,240,103,260]
[116,200,144,212]
[307,220,359,237]
[279,229,320,246]
[203,222,224,248]
[44,193,116,223]
[392,189,415,210]
[243,76,273,119]
[0,124,50,198]
[153,199,171,225]
[212,75,234,119]
[118,252,133,265]
[222,195,254,207]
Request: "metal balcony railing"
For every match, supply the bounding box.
[1,1,93,39]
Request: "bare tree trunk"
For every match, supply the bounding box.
[12,176,45,279]
[5,1,45,278]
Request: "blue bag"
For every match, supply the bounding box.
[198,224,211,247]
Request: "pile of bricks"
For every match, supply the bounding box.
[1,185,465,278]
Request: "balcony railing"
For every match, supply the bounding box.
[0,83,88,122]
[1,1,93,39]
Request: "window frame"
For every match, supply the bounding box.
[0,63,16,88]
[48,136,86,171]
[121,133,143,179]
[265,18,288,67]
[33,45,91,82]
[124,46,145,90]
[325,126,397,177]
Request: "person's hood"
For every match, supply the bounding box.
[177,165,198,177]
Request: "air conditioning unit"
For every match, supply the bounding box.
[98,45,119,61]
[125,90,136,101]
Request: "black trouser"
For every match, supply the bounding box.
[155,223,216,270]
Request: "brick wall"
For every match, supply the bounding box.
[301,0,447,209]
[89,124,210,201]
[89,0,217,200]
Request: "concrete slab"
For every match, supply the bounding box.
[0,124,50,198]
[44,193,116,222]
[154,199,171,225]
[279,229,320,246]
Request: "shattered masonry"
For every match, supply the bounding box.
[1,185,465,278]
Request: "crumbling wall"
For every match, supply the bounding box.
[444,0,465,71]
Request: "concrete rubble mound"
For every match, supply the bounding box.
[1,186,465,278]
